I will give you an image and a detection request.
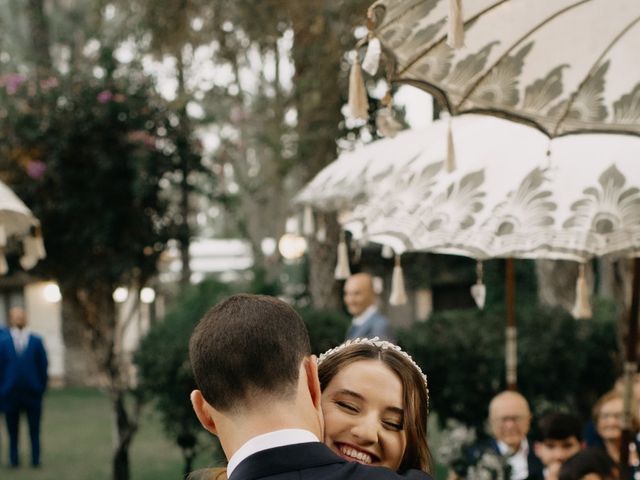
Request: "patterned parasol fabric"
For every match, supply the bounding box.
[366,0,640,137]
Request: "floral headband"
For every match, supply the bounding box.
[318,336,430,413]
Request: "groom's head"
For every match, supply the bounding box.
[189,293,314,413]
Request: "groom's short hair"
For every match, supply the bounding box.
[189,293,311,412]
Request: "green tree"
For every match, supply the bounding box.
[0,57,196,480]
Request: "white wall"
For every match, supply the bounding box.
[24,282,65,382]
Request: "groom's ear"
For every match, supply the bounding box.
[190,390,218,435]
[305,355,322,410]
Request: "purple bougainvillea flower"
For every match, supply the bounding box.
[97,90,114,103]
[26,159,47,179]
[3,74,26,95]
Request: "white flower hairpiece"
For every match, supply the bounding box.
[318,337,430,413]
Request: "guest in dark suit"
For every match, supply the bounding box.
[344,273,395,341]
[464,391,542,480]
[0,306,48,468]
[188,294,432,480]
[0,322,8,463]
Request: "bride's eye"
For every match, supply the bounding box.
[382,419,403,431]
[336,401,359,413]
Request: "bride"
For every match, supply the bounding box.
[192,337,432,478]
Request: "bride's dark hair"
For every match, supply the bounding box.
[318,341,432,474]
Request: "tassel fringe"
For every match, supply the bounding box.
[447,0,465,48]
[334,233,351,280]
[446,118,456,172]
[316,215,327,243]
[348,57,369,120]
[389,255,408,306]
[362,37,381,76]
[572,262,592,319]
[303,205,315,236]
[470,261,486,309]
[0,253,7,275]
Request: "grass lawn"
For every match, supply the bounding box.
[0,387,220,480]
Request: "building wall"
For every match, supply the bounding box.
[24,282,65,384]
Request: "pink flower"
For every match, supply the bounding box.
[40,77,59,92]
[26,160,46,179]
[97,90,113,103]
[2,74,26,95]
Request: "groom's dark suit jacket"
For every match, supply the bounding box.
[228,442,432,480]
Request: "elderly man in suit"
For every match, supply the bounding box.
[488,391,543,480]
[0,306,48,468]
[189,294,431,480]
[344,272,395,341]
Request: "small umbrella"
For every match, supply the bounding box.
[0,179,46,273]
[362,0,640,137]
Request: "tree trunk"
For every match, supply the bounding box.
[112,391,140,480]
[308,213,342,309]
[61,285,141,480]
[25,0,52,74]
[176,50,192,287]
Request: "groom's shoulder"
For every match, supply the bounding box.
[335,463,434,480]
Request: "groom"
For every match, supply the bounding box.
[189,293,431,480]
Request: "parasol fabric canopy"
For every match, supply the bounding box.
[0,179,45,273]
[341,115,640,262]
[293,128,441,212]
[367,0,640,137]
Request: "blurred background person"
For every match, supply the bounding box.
[558,447,618,480]
[590,390,639,478]
[487,391,543,480]
[533,412,583,480]
[343,273,394,341]
[0,306,48,468]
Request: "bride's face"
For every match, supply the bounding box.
[321,359,407,471]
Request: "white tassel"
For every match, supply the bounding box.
[334,233,351,280]
[470,261,486,309]
[0,225,6,247]
[19,252,38,270]
[389,255,408,306]
[348,57,369,120]
[362,37,381,75]
[572,263,592,319]
[316,215,327,243]
[0,253,7,275]
[446,118,456,172]
[381,244,394,259]
[447,0,465,48]
[303,205,315,236]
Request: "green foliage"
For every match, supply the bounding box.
[0,61,187,287]
[135,273,279,467]
[398,299,619,432]
[300,306,350,356]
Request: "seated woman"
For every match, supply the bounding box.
[590,389,640,479]
[191,337,432,478]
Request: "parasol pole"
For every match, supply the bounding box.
[506,257,517,391]
[620,257,640,477]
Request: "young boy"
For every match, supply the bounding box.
[533,412,583,480]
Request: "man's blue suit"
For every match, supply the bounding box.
[346,310,395,341]
[0,330,48,466]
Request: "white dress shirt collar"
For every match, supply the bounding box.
[10,327,30,353]
[226,429,319,477]
[351,304,378,327]
[497,438,530,480]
